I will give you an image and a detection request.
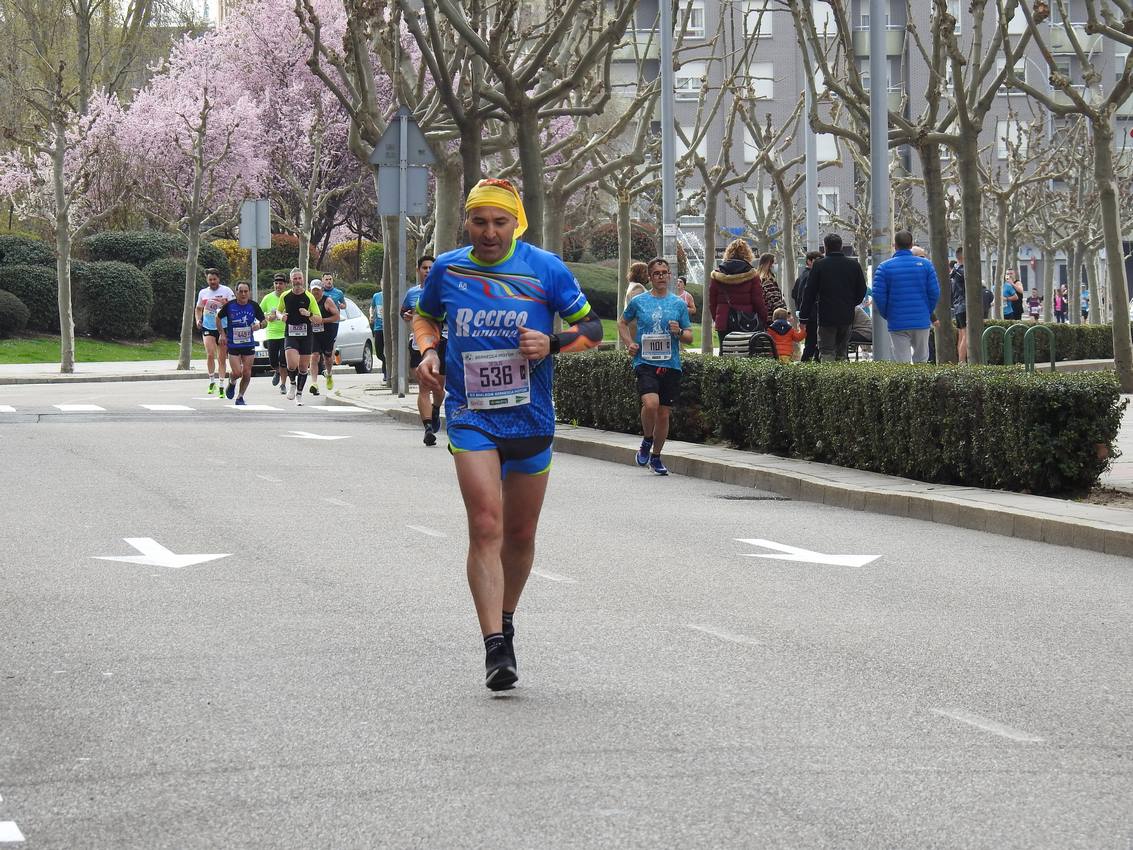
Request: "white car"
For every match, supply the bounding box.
[253,297,375,374]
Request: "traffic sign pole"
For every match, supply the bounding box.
[397,113,409,398]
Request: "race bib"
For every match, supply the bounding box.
[232,325,252,345]
[463,348,530,410]
[312,323,324,333]
[288,323,308,337]
[641,333,672,362]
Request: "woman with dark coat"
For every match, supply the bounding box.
[757,253,787,314]
[708,238,769,352]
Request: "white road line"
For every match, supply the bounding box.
[531,569,576,583]
[223,404,281,411]
[140,404,195,411]
[0,405,15,413]
[313,405,370,413]
[257,474,283,484]
[0,821,25,842]
[191,396,221,401]
[685,624,762,646]
[54,404,105,412]
[930,709,1045,742]
[323,497,351,507]
[406,524,446,538]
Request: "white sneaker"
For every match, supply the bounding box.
[296,395,303,406]
[287,382,296,400]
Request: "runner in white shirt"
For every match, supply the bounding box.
[194,269,235,396]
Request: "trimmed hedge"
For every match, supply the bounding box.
[567,262,618,319]
[981,320,1130,363]
[77,261,154,339]
[553,351,1126,495]
[0,235,54,267]
[0,264,58,331]
[258,268,291,291]
[82,231,231,282]
[345,282,379,304]
[145,258,204,337]
[327,239,379,282]
[0,289,30,337]
[360,242,385,282]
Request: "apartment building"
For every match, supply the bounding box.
[614,0,1131,290]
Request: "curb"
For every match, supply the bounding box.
[0,371,204,386]
[351,391,1133,561]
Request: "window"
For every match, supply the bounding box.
[947,0,961,33]
[743,0,772,37]
[683,1,705,39]
[816,187,839,223]
[746,62,774,99]
[816,132,839,162]
[1054,57,1072,83]
[996,57,1026,91]
[996,119,1026,158]
[812,0,836,35]
[744,188,773,224]
[1117,50,1130,83]
[675,61,706,101]
[675,126,709,161]
[744,129,758,163]
[1006,4,1027,34]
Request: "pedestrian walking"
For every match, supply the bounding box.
[792,251,822,362]
[871,230,940,364]
[951,248,968,362]
[1053,285,1068,323]
[798,233,867,361]
[370,286,388,381]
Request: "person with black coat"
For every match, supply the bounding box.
[798,233,868,361]
[792,250,822,361]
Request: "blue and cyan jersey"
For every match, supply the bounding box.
[416,240,591,438]
[219,301,263,349]
[622,291,690,371]
[371,291,384,331]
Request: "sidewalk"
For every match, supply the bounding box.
[0,359,208,384]
[332,382,1133,559]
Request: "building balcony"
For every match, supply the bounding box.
[1047,24,1103,54]
[852,27,905,58]
[613,29,661,62]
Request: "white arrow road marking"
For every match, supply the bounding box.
[323,497,351,507]
[532,569,576,583]
[930,709,1044,743]
[283,431,349,440]
[94,538,230,570]
[0,405,15,413]
[54,404,105,412]
[406,524,446,538]
[140,404,195,411]
[685,624,762,646]
[0,821,26,842]
[736,538,880,568]
[257,474,283,483]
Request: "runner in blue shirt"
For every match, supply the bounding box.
[402,257,444,444]
[617,257,692,476]
[216,282,265,405]
[412,178,602,692]
[321,273,347,310]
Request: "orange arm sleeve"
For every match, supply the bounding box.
[412,314,441,352]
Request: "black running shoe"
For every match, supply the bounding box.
[431,410,441,433]
[423,424,437,446]
[485,643,518,691]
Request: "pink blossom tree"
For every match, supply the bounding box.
[0,85,132,372]
[123,31,266,370]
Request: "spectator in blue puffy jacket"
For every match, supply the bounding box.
[871,230,940,363]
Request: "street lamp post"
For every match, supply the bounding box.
[869,0,892,361]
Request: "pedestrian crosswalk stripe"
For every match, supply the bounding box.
[0,405,14,413]
[0,821,25,842]
[140,404,195,411]
[54,404,105,412]
[313,405,370,413]
[223,404,281,411]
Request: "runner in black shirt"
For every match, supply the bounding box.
[277,269,322,405]
[307,279,340,397]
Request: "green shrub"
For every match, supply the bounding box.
[0,264,58,331]
[586,221,658,261]
[254,233,319,272]
[553,351,1126,495]
[327,239,379,282]
[345,282,379,305]
[258,268,291,291]
[76,261,154,339]
[0,235,54,267]
[145,258,204,337]
[0,289,30,337]
[82,231,231,282]
[360,242,385,282]
[561,233,584,263]
[566,262,619,320]
[980,320,1130,363]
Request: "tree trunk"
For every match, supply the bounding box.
[52,117,75,374]
[76,9,92,116]
[179,223,201,371]
[701,187,719,354]
[542,185,565,256]
[1085,249,1100,325]
[460,117,484,196]
[778,177,797,311]
[434,156,463,254]
[616,193,631,350]
[994,196,1009,321]
[956,132,985,363]
[298,205,312,282]
[514,107,545,247]
[1093,126,1133,391]
[921,144,956,363]
[1042,246,1055,326]
[1068,247,1081,322]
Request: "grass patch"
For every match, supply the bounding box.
[598,318,705,352]
[0,333,205,364]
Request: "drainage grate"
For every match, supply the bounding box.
[716,492,791,501]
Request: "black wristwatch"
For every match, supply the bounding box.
[548,335,562,355]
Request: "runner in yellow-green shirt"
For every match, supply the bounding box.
[259,273,289,395]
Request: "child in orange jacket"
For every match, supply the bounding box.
[766,308,806,362]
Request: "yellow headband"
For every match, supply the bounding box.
[465,180,528,238]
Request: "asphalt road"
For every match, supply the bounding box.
[1,378,1130,849]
